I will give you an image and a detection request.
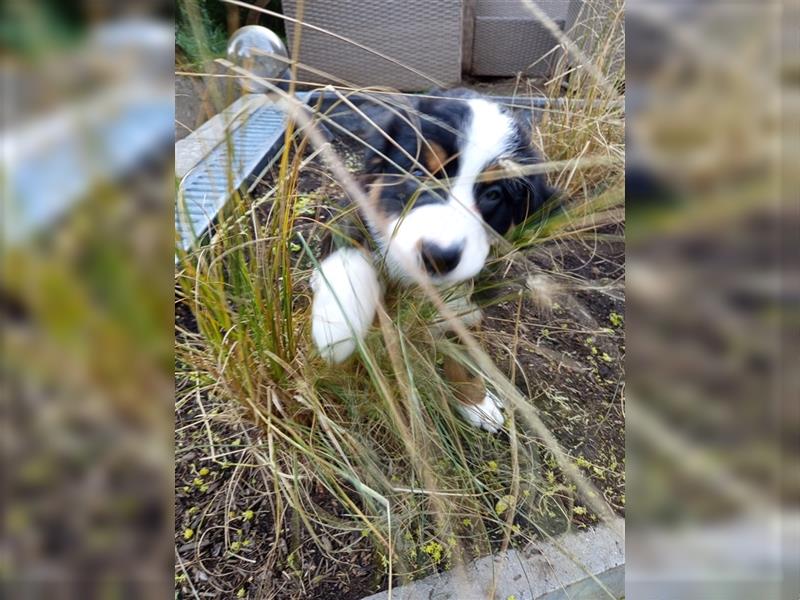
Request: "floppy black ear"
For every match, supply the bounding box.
[516,119,564,221]
[518,173,562,225]
[357,98,421,175]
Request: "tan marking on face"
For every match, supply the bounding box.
[365,176,392,235]
[423,141,449,175]
[443,354,486,406]
[478,162,505,183]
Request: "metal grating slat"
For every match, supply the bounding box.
[175,92,312,253]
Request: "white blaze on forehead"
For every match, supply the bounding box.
[451,99,517,206]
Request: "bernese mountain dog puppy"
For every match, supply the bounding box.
[311,89,558,433]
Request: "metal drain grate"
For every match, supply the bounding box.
[175,92,310,252]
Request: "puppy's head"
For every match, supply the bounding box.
[361,90,558,285]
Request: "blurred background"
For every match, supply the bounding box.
[2,0,174,596]
[625,1,798,598]
[1,0,797,598]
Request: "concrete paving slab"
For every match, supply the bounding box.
[361,519,624,600]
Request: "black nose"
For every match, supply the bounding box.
[420,241,463,275]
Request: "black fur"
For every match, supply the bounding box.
[361,90,473,180]
[358,89,558,232]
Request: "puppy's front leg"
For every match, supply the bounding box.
[444,353,505,433]
[437,297,505,433]
[311,248,381,364]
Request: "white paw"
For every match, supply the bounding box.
[456,391,505,433]
[311,249,380,364]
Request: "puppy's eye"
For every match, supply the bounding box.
[481,186,503,205]
[410,168,426,178]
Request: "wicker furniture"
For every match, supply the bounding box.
[282,0,464,91]
[471,1,577,77]
[282,1,595,91]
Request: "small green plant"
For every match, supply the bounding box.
[176,1,228,68]
[422,541,444,565]
[495,495,516,516]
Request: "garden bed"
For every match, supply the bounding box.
[175,93,624,599]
